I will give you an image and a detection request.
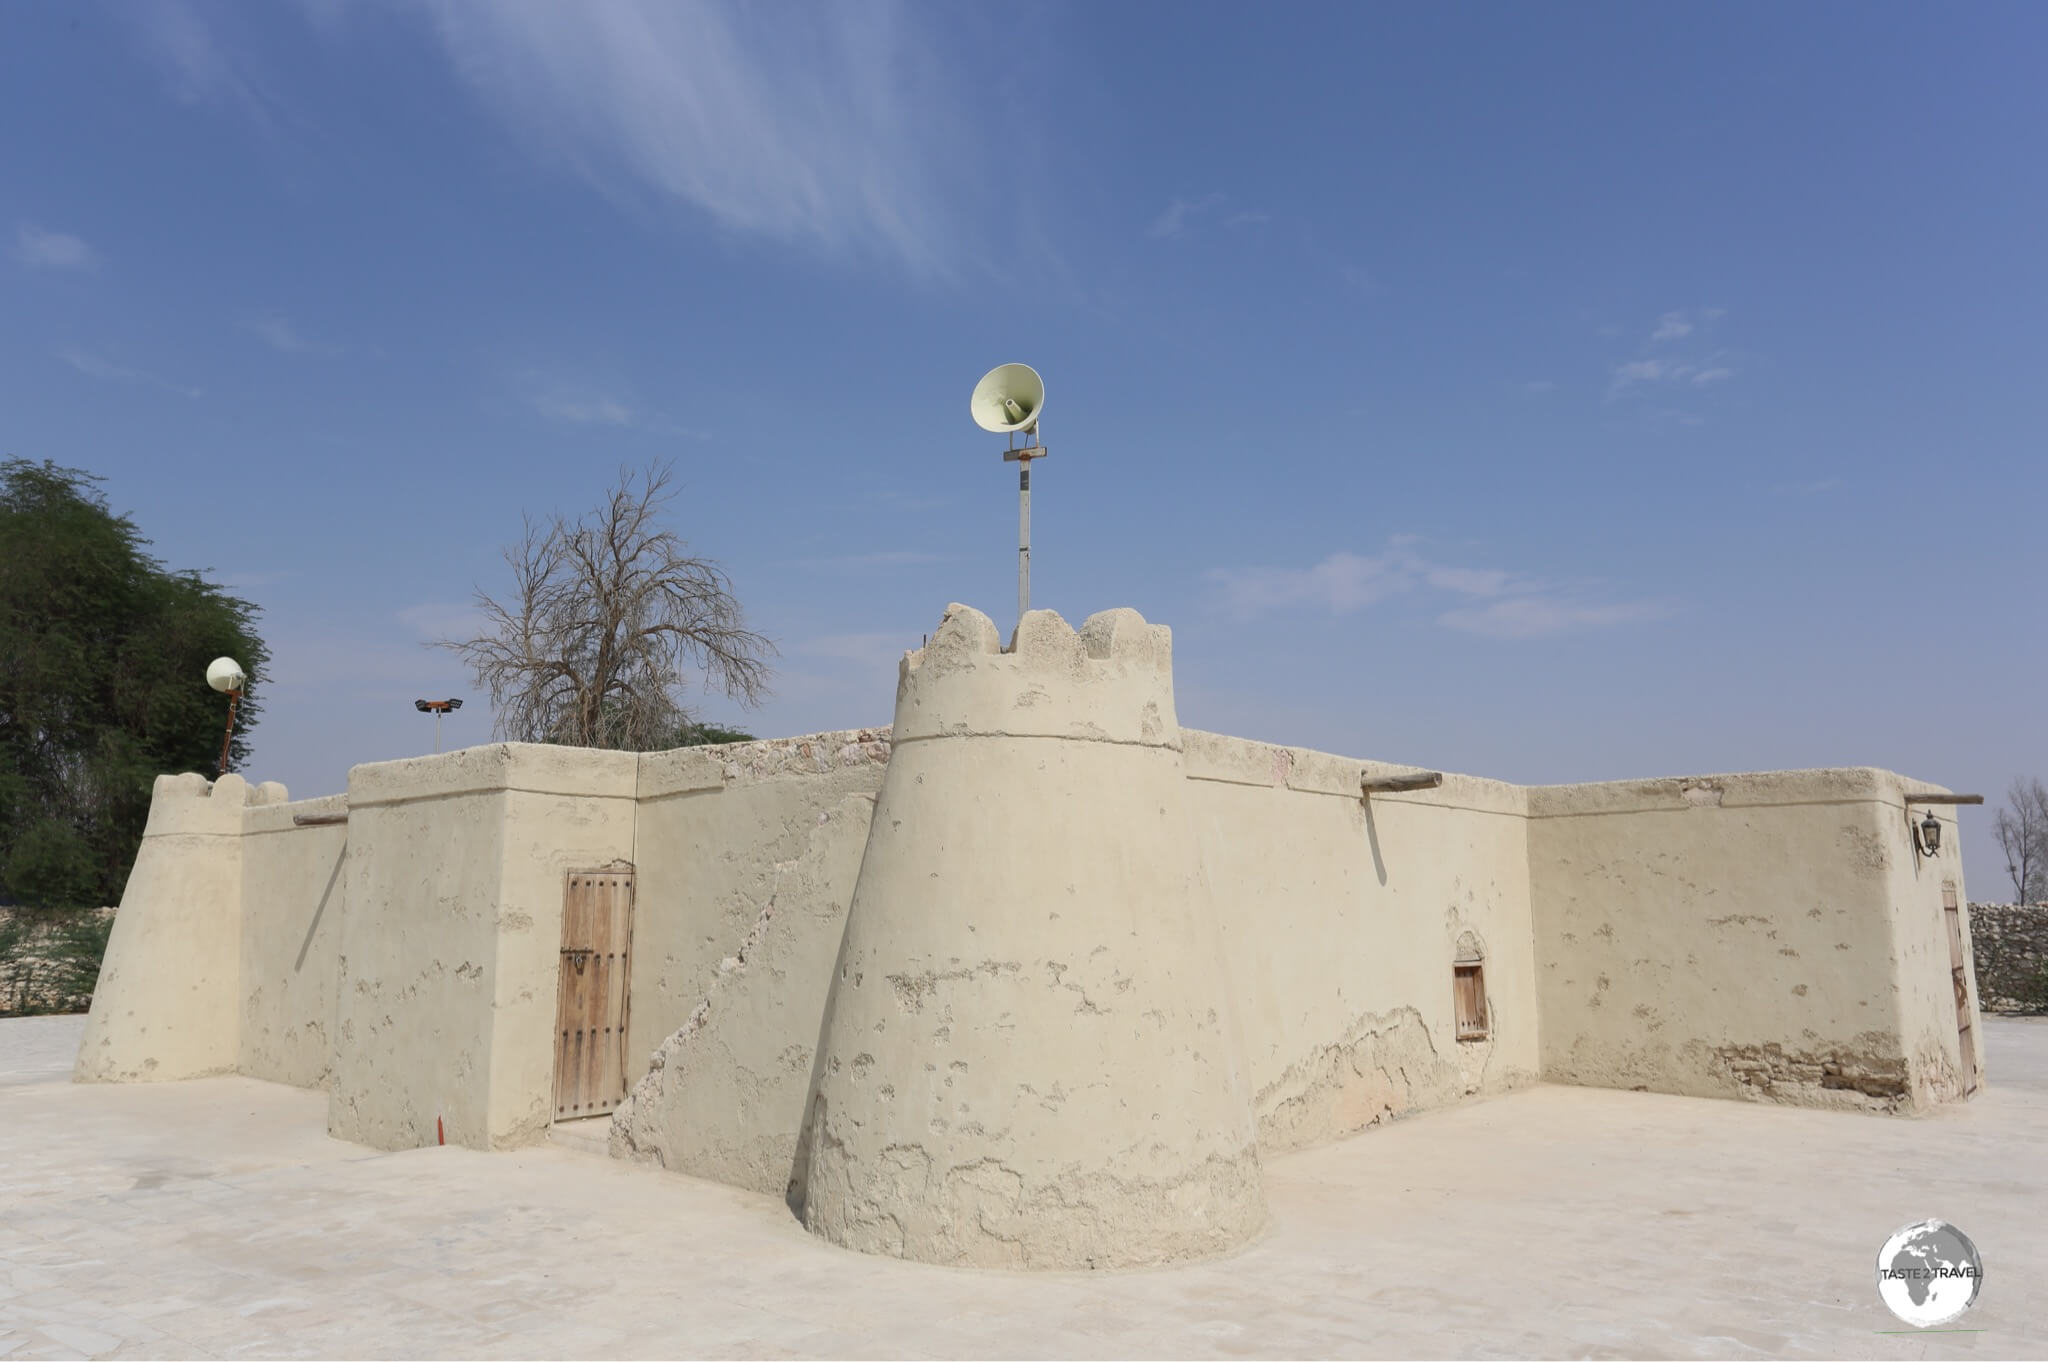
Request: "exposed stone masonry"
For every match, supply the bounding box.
[1970,902,2048,1014]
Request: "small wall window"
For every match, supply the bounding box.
[1454,961,1489,1041]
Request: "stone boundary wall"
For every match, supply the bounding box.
[1969,903,2048,1013]
[0,906,116,1015]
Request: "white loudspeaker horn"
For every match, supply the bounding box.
[206,656,246,693]
[970,363,1045,434]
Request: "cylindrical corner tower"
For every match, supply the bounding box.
[798,603,1264,1269]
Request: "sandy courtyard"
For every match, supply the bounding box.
[3,1013,2044,1359]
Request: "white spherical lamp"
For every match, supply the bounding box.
[206,656,246,694]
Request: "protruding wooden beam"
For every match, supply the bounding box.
[1361,771,1444,795]
[1905,794,1985,806]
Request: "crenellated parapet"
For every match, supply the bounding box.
[889,603,1178,747]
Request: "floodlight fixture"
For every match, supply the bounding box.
[415,697,464,753]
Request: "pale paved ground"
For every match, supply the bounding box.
[5,1015,2047,1359]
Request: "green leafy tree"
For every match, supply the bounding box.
[0,460,268,908]
[671,720,757,747]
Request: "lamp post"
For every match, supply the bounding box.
[415,698,463,753]
[206,656,246,776]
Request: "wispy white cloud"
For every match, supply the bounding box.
[1147,194,1274,239]
[1606,317,1740,401]
[1147,193,1225,239]
[240,312,328,354]
[797,550,945,570]
[859,487,950,514]
[425,2,975,276]
[1208,540,1667,640]
[398,601,488,642]
[134,0,270,118]
[217,568,297,591]
[1439,597,1669,640]
[522,373,701,436]
[55,346,201,398]
[534,392,635,428]
[264,630,471,698]
[1773,477,1841,497]
[1605,309,1742,399]
[1610,358,1671,392]
[749,628,924,720]
[1207,550,1416,615]
[1651,311,1693,342]
[1520,380,1556,395]
[799,631,917,671]
[15,224,96,271]
[1422,564,1516,597]
[1338,262,1377,294]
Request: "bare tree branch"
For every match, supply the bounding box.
[1993,776,2048,904]
[436,463,776,751]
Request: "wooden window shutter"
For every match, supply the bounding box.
[1454,961,1488,1041]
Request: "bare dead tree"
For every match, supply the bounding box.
[440,463,775,751]
[1992,776,2048,904]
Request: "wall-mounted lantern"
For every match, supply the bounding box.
[1903,792,1984,865]
[1912,808,1943,859]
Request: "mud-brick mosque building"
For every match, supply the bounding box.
[78,593,1983,1270]
[74,367,1985,1269]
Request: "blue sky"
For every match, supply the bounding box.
[4,2,2043,895]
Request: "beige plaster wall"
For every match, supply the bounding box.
[327,744,636,1152]
[610,730,890,1195]
[78,668,1980,1210]
[1880,793,1979,1103]
[77,773,263,1082]
[237,793,348,1089]
[1527,768,1972,1112]
[613,723,1547,1202]
[796,606,1265,1270]
[1183,732,1541,1153]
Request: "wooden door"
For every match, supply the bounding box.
[1943,884,1978,1095]
[553,868,635,1120]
